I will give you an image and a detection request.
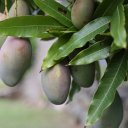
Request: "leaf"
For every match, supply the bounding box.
[0,36,6,47]
[85,50,127,126]
[67,80,81,103]
[111,4,127,49]
[92,91,123,128]
[69,41,111,65]
[34,0,73,27]
[43,34,72,69]
[42,17,110,70]
[0,16,67,38]
[93,0,124,18]
[125,5,128,32]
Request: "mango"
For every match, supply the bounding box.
[41,64,71,105]
[9,0,30,17]
[0,36,32,86]
[71,63,95,87]
[92,92,123,128]
[71,0,94,29]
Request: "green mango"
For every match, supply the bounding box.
[92,92,123,128]
[9,0,30,17]
[0,36,32,86]
[71,0,94,29]
[41,64,71,105]
[71,63,95,88]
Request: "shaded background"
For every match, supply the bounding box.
[0,39,128,128]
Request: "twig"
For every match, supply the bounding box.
[15,0,17,16]
[4,0,8,17]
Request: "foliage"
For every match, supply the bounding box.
[0,0,128,127]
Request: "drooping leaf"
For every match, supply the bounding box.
[43,34,72,69]
[0,16,67,37]
[85,50,127,126]
[69,41,111,65]
[42,17,110,70]
[34,0,73,27]
[111,4,127,50]
[92,91,123,128]
[67,80,81,103]
[93,0,124,18]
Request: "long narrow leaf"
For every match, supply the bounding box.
[93,0,124,18]
[0,16,66,37]
[34,0,73,27]
[42,17,110,70]
[125,5,128,32]
[92,91,123,128]
[43,34,72,69]
[69,41,111,65]
[86,50,127,126]
[111,4,127,49]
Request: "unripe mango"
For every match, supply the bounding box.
[92,92,123,128]
[41,64,71,105]
[9,0,30,17]
[71,63,95,87]
[0,36,32,86]
[71,0,94,29]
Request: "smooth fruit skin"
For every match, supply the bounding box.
[92,92,123,128]
[9,0,30,17]
[0,36,32,86]
[41,64,71,105]
[71,63,95,88]
[71,0,94,29]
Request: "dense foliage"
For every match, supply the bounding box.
[0,0,128,127]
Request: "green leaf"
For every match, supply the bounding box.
[42,34,72,69]
[42,17,110,70]
[69,41,111,65]
[34,0,73,27]
[0,36,6,47]
[86,50,127,126]
[93,0,124,18]
[92,91,123,128]
[67,80,81,103]
[0,16,67,38]
[111,4,127,49]
[125,5,128,33]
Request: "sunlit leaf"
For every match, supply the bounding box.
[69,41,111,65]
[34,0,73,27]
[42,17,110,70]
[111,4,127,50]
[0,16,66,37]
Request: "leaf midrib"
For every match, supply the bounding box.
[72,46,110,65]
[58,20,109,59]
[36,0,71,25]
[88,53,125,123]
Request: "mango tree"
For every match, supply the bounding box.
[0,0,128,127]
